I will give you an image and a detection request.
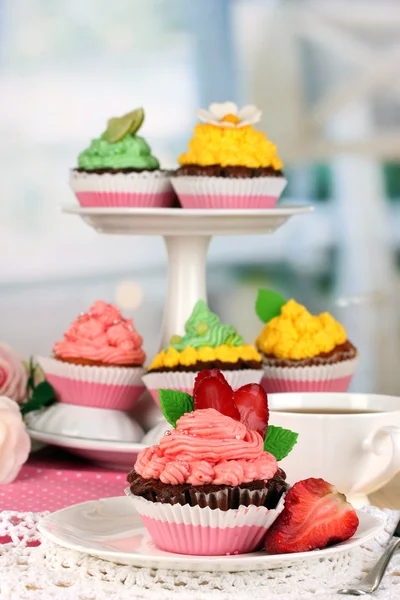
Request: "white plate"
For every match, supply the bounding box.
[38,496,383,572]
[27,428,146,470]
[63,205,313,236]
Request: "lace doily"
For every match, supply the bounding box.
[0,507,399,600]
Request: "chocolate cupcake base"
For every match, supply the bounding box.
[260,340,358,368]
[127,469,288,511]
[147,359,262,374]
[175,164,283,178]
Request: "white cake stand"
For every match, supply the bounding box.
[63,205,313,348]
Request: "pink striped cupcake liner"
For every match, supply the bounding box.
[70,170,176,208]
[260,356,359,394]
[37,356,145,411]
[170,175,287,209]
[142,369,263,407]
[126,490,285,556]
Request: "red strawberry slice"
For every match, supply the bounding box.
[233,384,269,439]
[264,478,359,554]
[193,369,230,396]
[194,376,240,421]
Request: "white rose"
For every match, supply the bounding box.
[0,396,31,484]
[0,343,28,403]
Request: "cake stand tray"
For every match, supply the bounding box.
[64,205,313,347]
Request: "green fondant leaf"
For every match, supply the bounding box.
[256,289,286,323]
[264,425,298,461]
[21,381,56,415]
[159,389,194,428]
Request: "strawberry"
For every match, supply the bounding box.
[264,478,359,554]
[194,376,240,421]
[234,383,269,439]
[193,369,229,396]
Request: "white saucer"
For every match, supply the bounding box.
[38,496,383,572]
[25,403,144,442]
[27,428,146,470]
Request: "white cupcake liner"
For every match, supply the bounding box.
[37,356,145,410]
[69,169,175,208]
[260,356,359,393]
[171,175,287,209]
[126,489,285,555]
[142,369,263,406]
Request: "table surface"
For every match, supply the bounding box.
[1,448,399,512]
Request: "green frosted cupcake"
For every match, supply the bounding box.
[142,300,263,406]
[70,108,175,208]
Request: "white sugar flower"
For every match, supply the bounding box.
[197,102,262,128]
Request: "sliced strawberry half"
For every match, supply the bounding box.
[264,478,359,554]
[194,376,240,421]
[193,369,230,396]
[233,384,269,439]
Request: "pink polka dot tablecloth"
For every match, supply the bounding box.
[0,449,127,513]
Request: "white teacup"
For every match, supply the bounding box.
[269,393,400,507]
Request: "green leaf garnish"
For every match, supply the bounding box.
[21,381,56,416]
[102,107,145,143]
[264,425,298,460]
[159,389,194,428]
[256,289,286,323]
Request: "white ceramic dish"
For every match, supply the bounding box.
[25,403,144,442]
[38,496,383,572]
[27,428,146,470]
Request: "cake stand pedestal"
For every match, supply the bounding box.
[64,206,313,348]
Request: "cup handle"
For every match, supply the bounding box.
[351,426,400,496]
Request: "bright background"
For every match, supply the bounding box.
[1,0,400,394]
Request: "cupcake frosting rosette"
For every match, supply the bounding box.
[255,290,359,393]
[70,108,175,208]
[38,301,146,410]
[126,376,298,555]
[171,102,287,209]
[142,300,263,405]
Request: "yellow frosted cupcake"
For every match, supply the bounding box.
[142,300,262,405]
[255,290,358,393]
[171,102,287,209]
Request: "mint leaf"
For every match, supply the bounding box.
[21,381,56,415]
[159,389,194,428]
[256,289,286,323]
[264,425,298,461]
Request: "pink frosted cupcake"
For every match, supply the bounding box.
[38,301,146,410]
[70,107,175,208]
[126,371,299,556]
[255,290,359,393]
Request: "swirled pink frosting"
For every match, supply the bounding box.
[135,408,278,486]
[53,300,146,366]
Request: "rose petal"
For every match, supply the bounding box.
[0,396,30,484]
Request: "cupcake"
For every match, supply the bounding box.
[255,290,359,393]
[38,300,146,410]
[127,370,298,555]
[70,107,175,208]
[171,101,287,209]
[142,299,263,405]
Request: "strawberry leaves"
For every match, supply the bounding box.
[263,425,298,460]
[159,389,193,428]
